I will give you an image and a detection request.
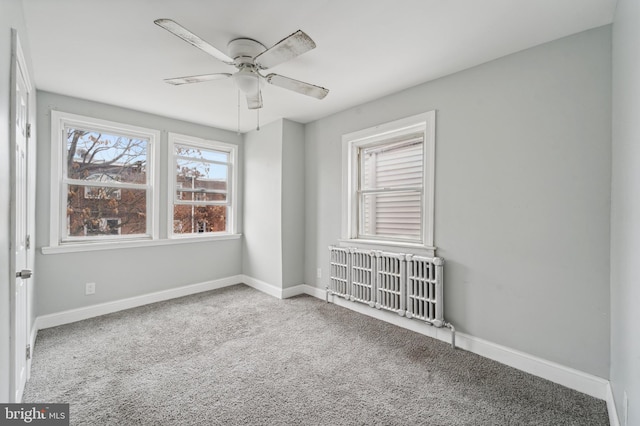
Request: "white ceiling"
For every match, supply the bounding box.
[22,0,616,133]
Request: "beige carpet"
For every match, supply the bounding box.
[23,284,609,425]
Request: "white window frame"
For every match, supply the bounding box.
[341,111,436,252]
[49,111,160,247]
[167,132,238,238]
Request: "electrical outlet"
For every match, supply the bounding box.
[624,391,629,426]
[85,282,96,295]
[317,268,322,279]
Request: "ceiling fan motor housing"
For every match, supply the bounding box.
[227,38,266,67]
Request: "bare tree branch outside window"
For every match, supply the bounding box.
[65,127,149,237]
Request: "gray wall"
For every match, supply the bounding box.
[242,118,305,290]
[242,120,283,286]
[305,26,611,377]
[35,91,243,316]
[1,0,35,402]
[611,0,640,422]
[281,120,305,289]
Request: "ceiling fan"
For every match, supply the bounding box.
[154,19,329,110]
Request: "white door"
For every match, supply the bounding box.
[10,31,32,403]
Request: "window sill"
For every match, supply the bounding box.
[41,233,242,255]
[338,238,436,257]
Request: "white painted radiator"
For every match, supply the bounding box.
[350,248,375,306]
[375,251,406,316]
[406,254,443,326]
[328,246,455,348]
[329,247,350,299]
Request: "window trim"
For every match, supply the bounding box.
[167,132,238,238]
[41,233,241,255]
[49,111,161,247]
[341,111,436,251]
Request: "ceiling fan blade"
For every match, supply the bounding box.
[164,73,232,86]
[154,19,234,65]
[246,91,263,110]
[254,30,316,69]
[266,74,329,99]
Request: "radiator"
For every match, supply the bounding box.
[375,252,406,316]
[329,247,350,299]
[406,254,443,326]
[350,248,375,306]
[328,246,455,348]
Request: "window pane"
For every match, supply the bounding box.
[66,127,148,184]
[176,159,228,180]
[361,139,423,190]
[170,135,235,237]
[67,185,147,237]
[176,159,228,198]
[361,191,422,240]
[173,205,227,234]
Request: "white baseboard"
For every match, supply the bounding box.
[241,275,283,298]
[35,275,243,331]
[457,333,609,400]
[606,383,621,426]
[240,275,309,299]
[282,284,311,299]
[298,284,326,300]
[303,285,611,403]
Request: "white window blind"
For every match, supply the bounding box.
[359,134,424,241]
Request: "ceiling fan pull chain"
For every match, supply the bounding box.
[237,90,241,135]
[256,73,260,131]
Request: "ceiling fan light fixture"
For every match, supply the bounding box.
[232,67,263,94]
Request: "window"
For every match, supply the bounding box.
[50,111,160,245]
[168,133,237,237]
[343,111,436,248]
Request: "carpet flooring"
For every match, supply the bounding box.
[23,284,609,425]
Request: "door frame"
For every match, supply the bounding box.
[9,29,34,403]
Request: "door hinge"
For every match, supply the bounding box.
[26,344,31,360]
[26,123,31,138]
[26,234,30,250]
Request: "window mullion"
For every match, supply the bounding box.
[359,187,422,194]
[64,178,149,190]
[174,155,229,167]
[178,188,228,194]
[174,200,229,206]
